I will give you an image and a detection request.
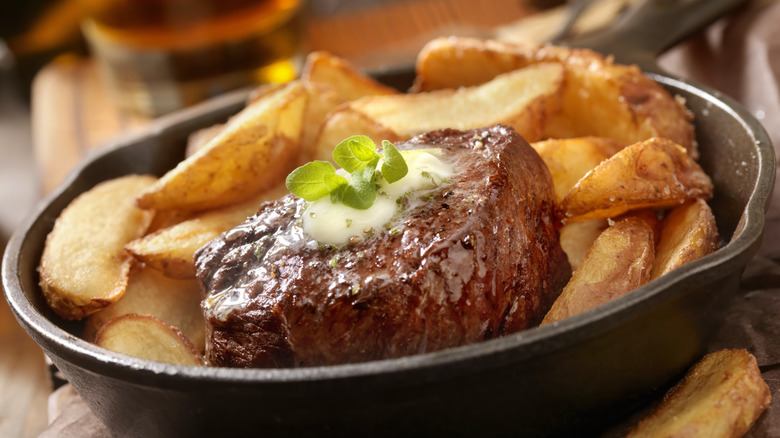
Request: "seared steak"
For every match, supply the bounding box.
[195,125,570,368]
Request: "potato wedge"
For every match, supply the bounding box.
[532,137,622,202]
[541,216,654,325]
[84,263,205,352]
[314,105,403,163]
[95,314,204,366]
[39,175,156,320]
[651,198,720,280]
[301,82,345,162]
[617,208,663,247]
[626,349,771,438]
[413,37,696,156]
[145,208,193,235]
[127,183,289,279]
[560,138,713,223]
[246,82,287,105]
[344,62,565,142]
[185,123,225,158]
[136,81,307,212]
[302,51,398,101]
[558,219,608,270]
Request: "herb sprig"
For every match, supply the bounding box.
[286,136,408,210]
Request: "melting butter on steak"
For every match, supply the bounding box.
[195,125,570,368]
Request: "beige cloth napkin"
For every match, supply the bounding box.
[40,1,780,436]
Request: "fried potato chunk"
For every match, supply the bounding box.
[185,123,226,158]
[313,105,403,163]
[136,81,306,212]
[560,138,713,223]
[126,184,288,279]
[341,62,565,142]
[651,198,720,280]
[541,216,654,325]
[95,314,204,366]
[302,51,399,101]
[413,37,696,156]
[84,263,205,352]
[532,136,622,202]
[300,82,346,162]
[626,349,771,438]
[558,219,608,271]
[39,175,156,320]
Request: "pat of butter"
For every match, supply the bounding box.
[302,149,452,245]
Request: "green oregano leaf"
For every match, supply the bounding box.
[340,164,377,210]
[285,161,336,201]
[329,183,346,204]
[333,135,379,173]
[381,140,408,183]
[287,136,408,210]
[323,172,348,192]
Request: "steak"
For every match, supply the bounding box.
[195,125,570,368]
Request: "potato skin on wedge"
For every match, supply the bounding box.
[95,314,204,366]
[38,175,156,320]
[626,349,771,438]
[302,51,399,101]
[541,216,654,325]
[413,37,695,156]
[136,82,306,212]
[651,198,720,280]
[340,62,565,143]
[560,137,713,223]
[85,263,205,353]
[532,136,622,203]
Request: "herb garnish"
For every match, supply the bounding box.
[286,136,408,210]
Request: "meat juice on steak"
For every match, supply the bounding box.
[195,125,570,368]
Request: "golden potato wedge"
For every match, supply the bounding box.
[302,51,398,101]
[560,138,713,223]
[301,82,345,162]
[617,208,663,247]
[558,219,608,270]
[136,81,306,212]
[541,216,654,325]
[84,263,205,352]
[39,175,156,320]
[651,198,720,280]
[626,349,771,438]
[95,314,204,366]
[413,37,696,156]
[314,105,403,163]
[185,123,225,158]
[344,62,565,142]
[246,82,287,105]
[145,208,193,235]
[126,183,289,279]
[532,137,622,202]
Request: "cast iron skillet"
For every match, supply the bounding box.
[2,0,776,436]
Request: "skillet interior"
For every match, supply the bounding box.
[2,74,775,437]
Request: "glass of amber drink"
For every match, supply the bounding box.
[81,0,306,116]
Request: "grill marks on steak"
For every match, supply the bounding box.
[196,125,570,368]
